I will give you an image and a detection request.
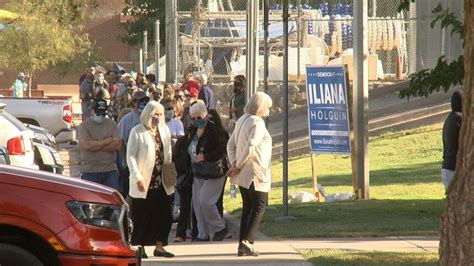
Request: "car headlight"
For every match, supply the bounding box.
[66,201,121,230]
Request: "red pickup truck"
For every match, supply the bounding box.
[0,165,140,266]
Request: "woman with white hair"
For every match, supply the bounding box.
[227,91,273,257]
[185,100,229,241]
[127,101,175,258]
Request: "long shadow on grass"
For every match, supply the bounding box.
[256,199,444,238]
[274,162,441,188]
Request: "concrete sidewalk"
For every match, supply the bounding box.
[283,236,439,253]
[140,213,439,265]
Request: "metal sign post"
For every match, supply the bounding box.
[282,0,289,217]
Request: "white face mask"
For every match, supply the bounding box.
[92,114,105,124]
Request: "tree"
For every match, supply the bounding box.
[399,1,473,265]
[121,0,166,46]
[439,2,474,263]
[0,0,97,95]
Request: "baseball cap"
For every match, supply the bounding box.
[93,98,108,116]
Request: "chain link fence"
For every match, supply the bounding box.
[176,0,419,85]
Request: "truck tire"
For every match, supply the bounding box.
[0,243,43,266]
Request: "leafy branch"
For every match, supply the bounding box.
[398,2,464,99]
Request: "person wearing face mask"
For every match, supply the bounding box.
[183,101,229,242]
[162,99,184,146]
[78,98,122,190]
[228,75,246,131]
[162,98,185,224]
[127,101,174,258]
[117,91,150,197]
[227,92,273,257]
[80,72,96,121]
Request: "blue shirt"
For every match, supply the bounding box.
[198,85,216,110]
[12,79,27,97]
[118,111,141,144]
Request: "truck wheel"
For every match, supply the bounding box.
[0,243,43,266]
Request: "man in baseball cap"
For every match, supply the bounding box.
[78,98,121,191]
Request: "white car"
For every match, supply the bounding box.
[0,97,76,143]
[0,104,38,170]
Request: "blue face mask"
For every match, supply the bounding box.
[193,118,207,129]
[92,114,105,124]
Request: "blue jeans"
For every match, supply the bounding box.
[81,170,120,191]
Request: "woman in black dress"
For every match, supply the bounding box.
[126,101,175,258]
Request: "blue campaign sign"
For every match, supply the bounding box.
[305,65,351,154]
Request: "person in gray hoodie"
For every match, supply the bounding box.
[441,90,463,194]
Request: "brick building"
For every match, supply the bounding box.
[0,0,137,91]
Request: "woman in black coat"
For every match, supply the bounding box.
[185,101,229,241]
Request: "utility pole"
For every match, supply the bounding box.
[245,0,259,101]
[282,0,289,216]
[264,0,269,94]
[165,0,178,83]
[143,30,148,74]
[353,0,369,199]
[155,20,160,83]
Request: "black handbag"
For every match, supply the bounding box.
[192,158,228,179]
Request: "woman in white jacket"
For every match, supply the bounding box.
[127,101,175,258]
[227,92,273,257]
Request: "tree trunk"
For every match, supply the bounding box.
[439,1,474,265]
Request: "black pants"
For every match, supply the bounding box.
[130,185,172,246]
[239,182,268,243]
[176,186,192,239]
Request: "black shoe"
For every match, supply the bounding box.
[192,237,210,242]
[212,227,229,241]
[237,242,259,257]
[153,249,175,258]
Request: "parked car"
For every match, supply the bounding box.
[0,97,76,143]
[25,124,64,174]
[26,124,57,149]
[0,104,38,170]
[33,142,64,175]
[0,165,140,266]
[0,145,10,165]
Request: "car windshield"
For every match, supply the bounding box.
[0,111,29,131]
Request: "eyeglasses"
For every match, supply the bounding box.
[165,107,174,111]
[174,95,184,100]
[190,116,203,121]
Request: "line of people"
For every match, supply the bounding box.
[78,67,273,258]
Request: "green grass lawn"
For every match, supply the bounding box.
[224,124,445,238]
[304,250,438,266]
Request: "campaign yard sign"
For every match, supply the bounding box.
[305,65,351,154]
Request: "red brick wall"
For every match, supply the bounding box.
[0,0,137,91]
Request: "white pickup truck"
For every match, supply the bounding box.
[0,97,76,143]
